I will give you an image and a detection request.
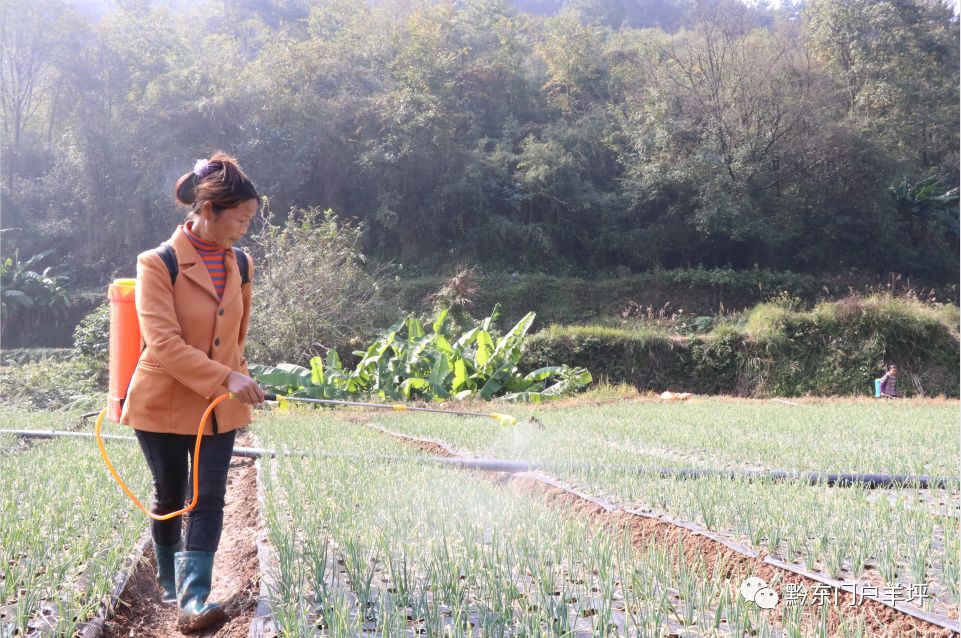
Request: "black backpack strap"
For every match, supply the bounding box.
[156,243,246,286]
[233,247,250,285]
[155,242,179,286]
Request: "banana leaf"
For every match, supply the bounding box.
[492,312,536,363]
[428,353,451,399]
[406,317,425,342]
[252,363,311,388]
[479,361,516,400]
[432,308,450,336]
[455,327,479,350]
[310,356,325,385]
[497,391,546,403]
[475,330,495,369]
[256,308,590,404]
[452,358,469,392]
[523,366,562,382]
[400,377,429,398]
[433,334,454,357]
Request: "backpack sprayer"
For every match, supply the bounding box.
[101,278,517,520]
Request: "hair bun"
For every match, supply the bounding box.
[174,150,259,215]
[175,172,200,205]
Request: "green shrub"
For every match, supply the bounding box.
[524,325,694,390]
[72,301,110,361]
[744,294,959,396]
[690,327,742,394]
[0,356,103,411]
[0,249,81,347]
[70,301,110,387]
[0,348,73,365]
[526,295,959,397]
[245,204,395,367]
[688,316,717,333]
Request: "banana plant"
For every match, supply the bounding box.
[0,249,75,344]
[251,306,591,402]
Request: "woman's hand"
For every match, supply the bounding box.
[225,371,266,405]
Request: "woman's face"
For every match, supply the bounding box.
[198,199,258,248]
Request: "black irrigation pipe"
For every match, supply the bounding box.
[646,467,959,490]
[365,425,960,490]
[4,428,958,490]
[0,429,535,473]
[4,428,958,489]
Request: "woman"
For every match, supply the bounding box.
[879,363,899,398]
[119,152,265,632]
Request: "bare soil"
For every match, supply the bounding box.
[366,423,460,458]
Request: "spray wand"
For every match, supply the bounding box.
[97,390,516,520]
[260,392,518,426]
[103,277,517,519]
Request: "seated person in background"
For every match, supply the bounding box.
[879,364,898,398]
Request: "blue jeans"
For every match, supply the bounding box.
[134,426,236,552]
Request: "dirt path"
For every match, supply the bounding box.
[103,431,260,638]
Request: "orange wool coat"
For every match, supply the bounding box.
[119,225,254,435]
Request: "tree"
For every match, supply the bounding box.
[615,0,827,264]
[804,0,960,172]
[0,0,73,188]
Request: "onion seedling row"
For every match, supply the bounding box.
[363,399,959,617]
[0,411,151,637]
[368,400,957,477]
[253,412,869,637]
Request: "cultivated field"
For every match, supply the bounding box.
[251,396,959,636]
[0,408,150,637]
[365,399,959,609]
[1,397,957,637]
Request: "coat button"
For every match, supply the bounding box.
[214,338,220,346]
[218,308,224,316]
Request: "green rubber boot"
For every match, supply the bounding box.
[174,551,226,632]
[153,539,182,604]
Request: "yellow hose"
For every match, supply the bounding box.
[96,393,230,520]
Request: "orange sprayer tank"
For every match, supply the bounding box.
[107,278,140,423]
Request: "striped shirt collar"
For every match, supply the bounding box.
[181,221,225,254]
